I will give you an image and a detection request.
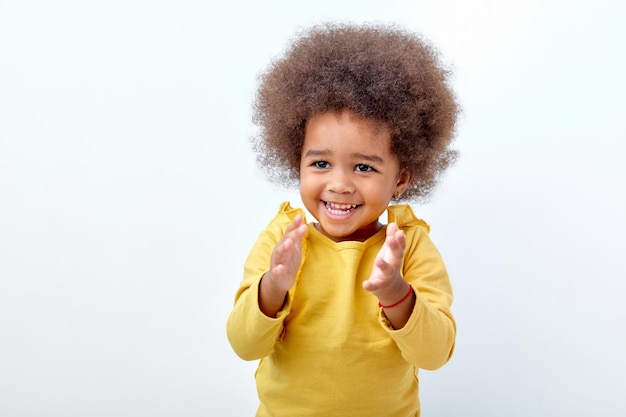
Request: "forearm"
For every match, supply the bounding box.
[226,279,287,360]
[259,273,289,317]
[384,290,456,370]
[377,281,415,329]
[386,226,456,369]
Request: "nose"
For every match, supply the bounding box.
[327,169,355,194]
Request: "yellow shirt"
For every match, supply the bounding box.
[227,202,455,417]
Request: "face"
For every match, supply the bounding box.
[299,110,412,242]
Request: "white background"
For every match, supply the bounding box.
[1,0,625,415]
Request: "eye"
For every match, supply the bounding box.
[313,160,330,169]
[355,164,374,172]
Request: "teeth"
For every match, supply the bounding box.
[325,202,358,214]
[326,202,357,209]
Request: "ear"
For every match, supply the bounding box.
[394,168,413,199]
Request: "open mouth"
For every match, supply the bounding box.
[324,201,360,216]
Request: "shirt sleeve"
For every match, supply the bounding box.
[225,203,300,361]
[378,225,456,370]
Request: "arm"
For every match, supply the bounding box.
[364,223,455,370]
[392,227,455,370]
[362,223,415,329]
[226,211,307,360]
[259,215,307,317]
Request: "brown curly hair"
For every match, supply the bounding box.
[251,22,459,201]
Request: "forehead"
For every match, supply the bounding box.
[303,110,392,154]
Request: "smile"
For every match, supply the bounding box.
[324,201,360,216]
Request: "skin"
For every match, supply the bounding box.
[259,110,416,329]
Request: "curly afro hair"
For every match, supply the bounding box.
[251,22,459,201]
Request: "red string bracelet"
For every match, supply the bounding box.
[378,285,414,309]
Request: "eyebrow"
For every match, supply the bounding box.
[303,149,385,164]
[353,152,384,164]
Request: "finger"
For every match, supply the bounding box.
[285,214,303,232]
[279,217,301,246]
[386,227,405,253]
[374,255,398,276]
[283,216,307,243]
[362,256,392,290]
[272,236,295,266]
[379,240,404,270]
[393,229,406,251]
[362,279,377,292]
[362,268,385,291]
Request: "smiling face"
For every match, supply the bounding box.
[299,110,412,242]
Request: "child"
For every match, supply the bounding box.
[227,22,459,417]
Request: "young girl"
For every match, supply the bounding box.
[227,22,459,417]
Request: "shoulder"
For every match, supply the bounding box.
[388,205,447,274]
[262,201,307,236]
[244,202,307,267]
[271,201,306,223]
[387,204,430,232]
[387,204,435,254]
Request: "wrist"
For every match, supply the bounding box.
[260,272,289,297]
[259,273,289,318]
[376,281,412,309]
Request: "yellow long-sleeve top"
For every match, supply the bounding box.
[227,202,455,417]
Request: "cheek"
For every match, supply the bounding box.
[298,174,313,194]
[372,179,397,199]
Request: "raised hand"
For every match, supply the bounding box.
[363,222,406,295]
[363,223,414,329]
[259,215,308,317]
